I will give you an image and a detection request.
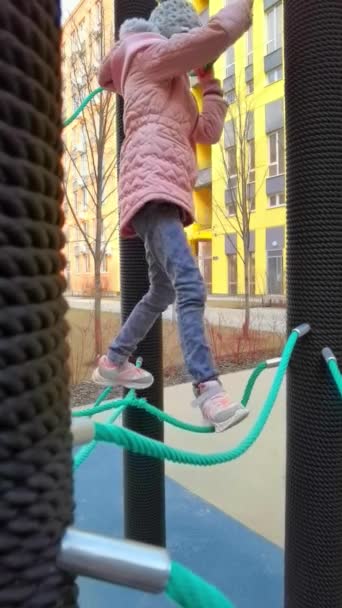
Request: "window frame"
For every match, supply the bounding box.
[228,253,238,296]
[268,193,285,208]
[265,3,283,56]
[268,128,285,178]
[246,26,254,66]
[226,45,235,77]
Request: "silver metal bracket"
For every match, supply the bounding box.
[58,528,171,594]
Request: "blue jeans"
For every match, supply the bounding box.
[108,202,217,385]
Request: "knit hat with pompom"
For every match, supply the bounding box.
[149,0,202,39]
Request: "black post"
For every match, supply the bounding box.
[114,0,166,547]
[285,1,342,606]
[0,1,77,606]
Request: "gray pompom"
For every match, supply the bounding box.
[120,18,160,39]
[149,0,202,39]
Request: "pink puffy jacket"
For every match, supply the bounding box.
[99,1,251,237]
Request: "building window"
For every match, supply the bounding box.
[248,140,255,183]
[95,0,102,26]
[267,249,284,295]
[248,198,256,212]
[224,90,236,105]
[81,187,88,211]
[84,253,90,273]
[79,18,86,39]
[246,79,254,95]
[246,26,253,66]
[268,128,285,177]
[94,36,102,62]
[80,125,87,153]
[247,139,256,211]
[268,193,285,208]
[227,146,237,179]
[75,225,82,243]
[71,30,77,54]
[72,162,79,188]
[227,202,236,216]
[101,255,108,273]
[80,153,88,179]
[72,90,78,112]
[266,66,283,85]
[75,254,81,274]
[266,3,283,55]
[226,45,235,77]
[73,190,78,212]
[226,145,237,215]
[81,220,88,237]
[249,251,256,295]
[228,254,238,295]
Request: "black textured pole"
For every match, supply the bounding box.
[0,1,77,607]
[285,2,342,606]
[115,0,165,547]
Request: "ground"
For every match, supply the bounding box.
[70,304,288,606]
[73,366,287,607]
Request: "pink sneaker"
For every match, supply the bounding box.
[194,380,249,433]
[92,356,154,390]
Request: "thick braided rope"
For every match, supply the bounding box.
[285,2,342,605]
[166,561,234,608]
[241,362,267,406]
[92,332,298,466]
[73,396,214,434]
[326,359,342,399]
[72,361,267,442]
[73,407,125,471]
[0,2,76,606]
[63,87,103,127]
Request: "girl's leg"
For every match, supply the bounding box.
[107,246,175,363]
[141,204,216,384]
[93,204,175,389]
[142,203,248,432]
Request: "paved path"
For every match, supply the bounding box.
[73,364,285,606]
[67,296,286,334]
[75,366,286,548]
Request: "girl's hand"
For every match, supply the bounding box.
[194,63,214,81]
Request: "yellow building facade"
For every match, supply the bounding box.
[62,0,120,296]
[190,0,285,298]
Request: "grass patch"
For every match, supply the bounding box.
[67,308,284,387]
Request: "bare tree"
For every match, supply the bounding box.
[63,6,118,355]
[213,93,264,336]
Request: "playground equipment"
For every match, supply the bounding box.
[0,0,341,607]
[115,0,166,549]
[284,1,342,605]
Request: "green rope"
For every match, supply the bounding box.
[92,331,298,466]
[166,561,234,608]
[327,358,342,398]
[72,360,268,438]
[63,87,103,127]
[241,361,267,407]
[73,396,214,433]
[73,406,124,471]
[73,387,133,470]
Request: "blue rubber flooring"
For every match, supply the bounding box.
[74,444,283,607]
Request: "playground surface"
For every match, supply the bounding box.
[74,366,286,606]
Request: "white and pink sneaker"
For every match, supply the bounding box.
[194,380,249,433]
[92,356,154,390]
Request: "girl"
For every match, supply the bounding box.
[94,0,253,432]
